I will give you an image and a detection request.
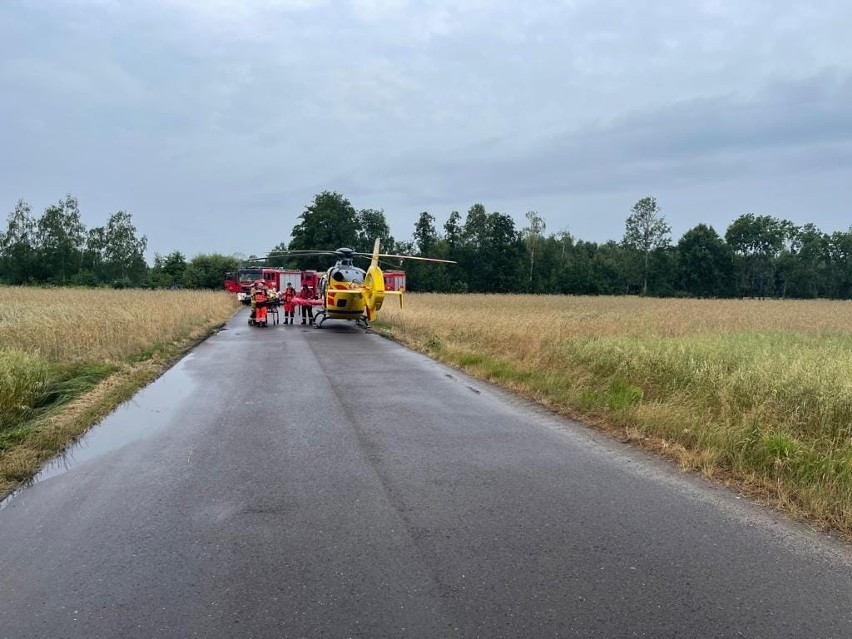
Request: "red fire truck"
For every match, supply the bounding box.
[224,268,405,303]
[383,270,406,292]
[225,268,316,304]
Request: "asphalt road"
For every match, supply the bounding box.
[1,310,851,638]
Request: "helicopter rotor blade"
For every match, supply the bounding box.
[250,250,339,261]
[377,254,456,264]
[250,247,455,265]
[275,250,338,255]
[374,257,408,270]
[349,252,456,264]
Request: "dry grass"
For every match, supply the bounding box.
[378,294,852,538]
[0,287,238,362]
[0,286,239,494]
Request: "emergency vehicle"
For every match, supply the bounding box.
[224,268,404,303]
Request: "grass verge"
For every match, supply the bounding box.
[375,294,852,539]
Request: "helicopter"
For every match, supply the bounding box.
[271,239,454,329]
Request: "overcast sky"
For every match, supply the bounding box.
[1,0,850,259]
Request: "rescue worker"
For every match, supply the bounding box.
[282,283,296,324]
[253,281,269,326]
[248,283,258,325]
[299,283,314,325]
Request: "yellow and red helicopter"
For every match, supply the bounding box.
[275,239,454,329]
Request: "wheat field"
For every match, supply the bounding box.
[379,294,852,536]
[0,287,238,362]
[0,287,238,489]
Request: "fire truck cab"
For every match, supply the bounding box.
[225,268,295,303]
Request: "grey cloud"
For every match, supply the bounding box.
[350,72,852,203]
[2,0,852,257]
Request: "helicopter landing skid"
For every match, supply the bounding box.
[310,311,370,331]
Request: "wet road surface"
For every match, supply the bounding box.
[1,310,851,638]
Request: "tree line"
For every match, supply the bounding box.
[0,196,239,289]
[276,191,852,299]
[2,191,851,298]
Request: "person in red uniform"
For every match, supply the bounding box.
[282,283,296,324]
[252,281,268,326]
[299,284,315,325]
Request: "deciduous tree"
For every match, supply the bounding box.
[84,225,107,281]
[826,228,852,299]
[149,251,186,288]
[622,196,671,295]
[521,211,546,290]
[779,223,830,298]
[36,195,85,283]
[265,241,289,267]
[413,211,437,255]
[103,211,147,284]
[443,210,462,249]
[725,214,786,297]
[289,192,359,257]
[0,200,37,284]
[182,253,240,289]
[676,224,735,297]
[355,208,392,253]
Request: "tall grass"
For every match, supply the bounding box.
[379,295,852,536]
[0,350,49,428]
[0,287,238,362]
[0,287,238,488]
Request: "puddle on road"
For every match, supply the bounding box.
[0,355,198,510]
